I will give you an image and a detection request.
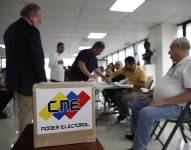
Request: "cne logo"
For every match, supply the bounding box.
[39,91,90,121]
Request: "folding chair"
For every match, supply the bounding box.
[150,101,191,150]
[145,76,153,90]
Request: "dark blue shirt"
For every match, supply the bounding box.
[68,49,98,81]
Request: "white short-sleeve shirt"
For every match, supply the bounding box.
[153,56,191,102]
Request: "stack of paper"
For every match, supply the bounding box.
[114,82,134,88]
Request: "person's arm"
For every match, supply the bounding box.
[78,60,94,78]
[151,88,191,107]
[137,90,153,100]
[124,80,146,87]
[95,68,111,83]
[28,28,47,82]
[95,68,105,78]
[0,80,5,88]
[110,70,121,79]
[102,70,121,84]
[48,54,59,68]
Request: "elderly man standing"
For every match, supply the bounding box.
[127,37,191,150]
[49,42,65,82]
[4,3,47,132]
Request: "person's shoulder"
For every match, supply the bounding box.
[27,25,40,37]
[81,49,89,53]
[119,67,126,74]
[5,18,21,31]
[17,18,32,29]
[16,18,40,35]
[79,49,90,55]
[183,56,191,68]
[137,66,146,73]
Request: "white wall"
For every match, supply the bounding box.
[149,24,163,84]
[161,24,177,75]
[149,23,177,84]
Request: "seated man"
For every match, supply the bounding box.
[107,56,147,121]
[126,37,191,150]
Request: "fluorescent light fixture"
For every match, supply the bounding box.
[110,0,145,12]
[72,53,78,57]
[0,44,5,49]
[78,46,91,51]
[88,32,107,39]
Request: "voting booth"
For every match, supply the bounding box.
[33,82,96,148]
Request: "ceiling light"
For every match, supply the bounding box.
[0,44,5,49]
[88,33,107,39]
[110,0,145,12]
[72,53,78,57]
[78,46,91,51]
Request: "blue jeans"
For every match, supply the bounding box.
[131,99,183,150]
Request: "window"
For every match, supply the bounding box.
[136,42,145,66]
[177,25,183,37]
[125,46,134,57]
[98,59,107,70]
[112,52,118,63]
[186,23,191,44]
[44,58,50,79]
[118,50,125,66]
[0,58,6,68]
[63,58,75,67]
[107,55,112,64]
[186,23,191,55]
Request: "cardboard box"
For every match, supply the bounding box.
[33,82,96,148]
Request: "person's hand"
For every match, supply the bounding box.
[123,80,132,84]
[89,74,97,79]
[58,60,63,64]
[150,100,164,107]
[104,77,112,84]
[137,93,148,100]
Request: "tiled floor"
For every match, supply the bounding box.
[96,111,186,150]
[0,103,190,150]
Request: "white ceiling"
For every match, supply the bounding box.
[0,0,191,58]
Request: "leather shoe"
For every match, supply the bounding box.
[0,112,7,119]
[125,134,134,141]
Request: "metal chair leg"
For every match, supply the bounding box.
[150,121,160,140]
[179,123,188,143]
[155,121,168,140]
[162,123,179,150]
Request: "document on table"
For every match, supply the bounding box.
[118,78,129,84]
[114,82,134,88]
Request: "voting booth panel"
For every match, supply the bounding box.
[33,82,96,148]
